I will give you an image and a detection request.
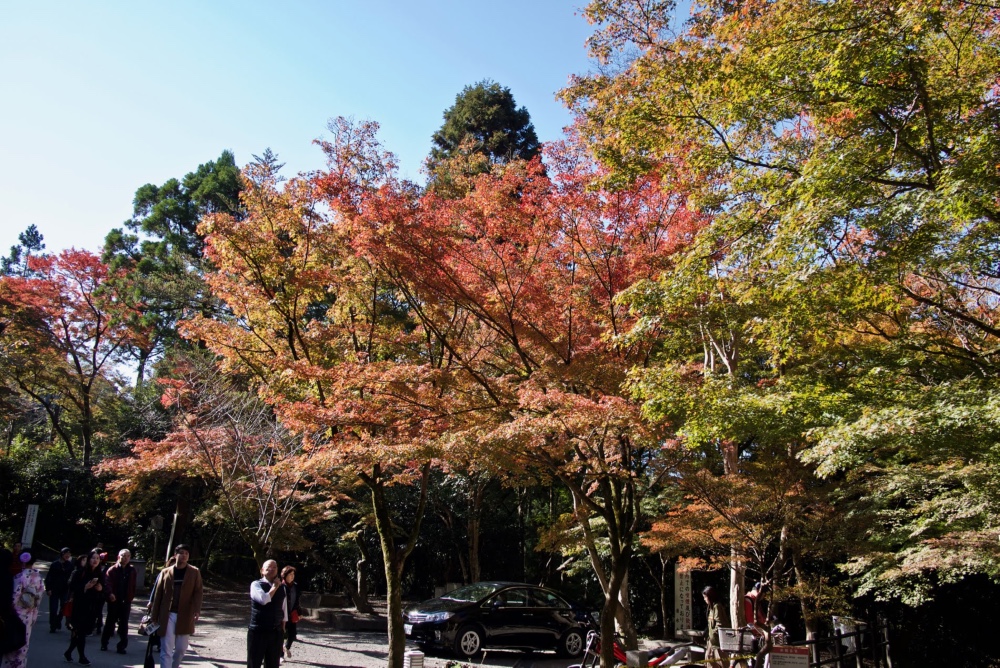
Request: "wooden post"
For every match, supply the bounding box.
[834,629,846,668]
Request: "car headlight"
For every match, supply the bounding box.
[426,612,454,623]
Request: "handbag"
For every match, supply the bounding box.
[290,610,300,623]
[138,614,159,636]
[62,599,73,618]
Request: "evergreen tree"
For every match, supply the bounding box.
[1,225,46,277]
[428,80,540,177]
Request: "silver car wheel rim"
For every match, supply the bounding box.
[461,631,480,655]
[566,633,583,655]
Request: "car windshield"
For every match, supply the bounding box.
[440,583,505,602]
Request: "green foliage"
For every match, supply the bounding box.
[0,441,127,551]
[428,80,540,180]
[102,151,243,384]
[571,0,1000,613]
[1,225,46,277]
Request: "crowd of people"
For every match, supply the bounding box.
[1,540,302,668]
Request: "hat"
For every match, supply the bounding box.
[60,547,72,555]
[19,552,31,563]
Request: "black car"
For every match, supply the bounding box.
[404,581,591,658]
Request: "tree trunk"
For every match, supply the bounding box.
[599,555,632,668]
[721,441,745,627]
[617,569,638,647]
[370,478,406,668]
[792,550,819,642]
[81,391,94,469]
[135,347,152,391]
[660,555,670,639]
[355,533,373,611]
[364,462,430,668]
[467,477,485,583]
[307,547,374,613]
[518,485,529,580]
[730,552,746,627]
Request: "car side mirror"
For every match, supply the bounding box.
[492,599,504,609]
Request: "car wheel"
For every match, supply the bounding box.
[454,625,484,658]
[559,629,586,658]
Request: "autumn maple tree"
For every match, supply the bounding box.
[0,249,143,468]
[314,120,703,664]
[99,355,318,565]
[178,128,456,668]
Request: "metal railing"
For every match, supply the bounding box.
[789,621,892,668]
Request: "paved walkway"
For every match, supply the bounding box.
[28,599,213,667]
[24,591,570,668]
[25,590,398,668]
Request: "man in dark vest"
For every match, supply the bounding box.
[247,559,285,668]
[101,548,137,653]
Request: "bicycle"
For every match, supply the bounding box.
[568,625,761,668]
[568,627,710,668]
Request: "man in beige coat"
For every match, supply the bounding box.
[150,544,203,668]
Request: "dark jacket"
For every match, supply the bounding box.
[104,562,137,603]
[283,581,300,617]
[67,565,105,635]
[45,557,75,595]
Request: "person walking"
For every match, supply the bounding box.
[146,556,176,655]
[45,548,75,633]
[247,559,286,668]
[90,547,108,636]
[149,544,203,668]
[702,585,731,668]
[101,549,137,654]
[0,552,43,668]
[280,566,300,662]
[64,550,105,665]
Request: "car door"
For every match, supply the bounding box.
[527,588,577,649]
[480,588,529,647]
[504,587,546,647]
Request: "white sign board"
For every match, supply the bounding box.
[20,504,39,548]
[673,564,693,638]
[770,645,810,668]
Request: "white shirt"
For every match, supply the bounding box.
[249,577,288,622]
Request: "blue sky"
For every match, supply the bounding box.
[0,1,601,254]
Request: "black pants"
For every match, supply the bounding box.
[49,590,69,630]
[247,626,283,668]
[284,621,297,650]
[101,600,132,650]
[94,599,106,633]
[66,628,89,660]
